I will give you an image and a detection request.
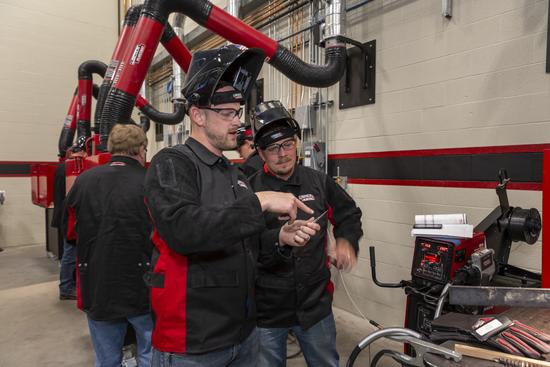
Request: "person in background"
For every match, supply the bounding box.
[52,147,84,300]
[236,125,263,177]
[65,124,153,367]
[145,45,319,367]
[249,100,364,367]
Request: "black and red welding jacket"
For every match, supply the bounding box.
[144,137,266,354]
[248,164,363,330]
[65,156,152,320]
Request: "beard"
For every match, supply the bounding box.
[270,156,295,177]
[205,123,237,151]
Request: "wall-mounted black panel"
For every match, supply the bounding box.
[339,39,376,109]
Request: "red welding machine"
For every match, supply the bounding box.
[411,233,486,286]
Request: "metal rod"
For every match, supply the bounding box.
[449,286,550,307]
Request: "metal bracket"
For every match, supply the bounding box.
[339,39,376,109]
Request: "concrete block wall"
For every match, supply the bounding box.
[0,0,118,248]
[328,0,548,328]
[157,0,548,330]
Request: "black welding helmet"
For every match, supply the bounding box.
[236,126,254,147]
[182,45,265,108]
[253,100,301,149]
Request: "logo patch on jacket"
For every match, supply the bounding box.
[110,162,126,167]
[237,180,248,190]
[299,194,315,202]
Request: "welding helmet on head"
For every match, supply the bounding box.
[236,126,254,147]
[182,44,265,108]
[252,100,301,149]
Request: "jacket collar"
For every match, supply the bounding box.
[263,163,301,187]
[109,155,142,167]
[186,137,230,167]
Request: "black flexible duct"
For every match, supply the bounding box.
[58,88,78,157]
[58,84,100,156]
[270,45,347,88]
[145,0,346,87]
[76,61,108,149]
[98,88,136,150]
[100,0,346,145]
[140,102,186,125]
[94,5,142,129]
[143,0,212,24]
[139,114,151,132]
[78,60,107,80]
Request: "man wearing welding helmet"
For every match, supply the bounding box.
[236,125,263,177]
[249,100,364,367]
[144,45,320,367]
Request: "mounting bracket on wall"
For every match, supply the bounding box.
[338,38,376,109]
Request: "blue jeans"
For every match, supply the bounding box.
[87,313,153,367]
[152,328,259,367]
[59,239,76,295]
[259,313,339,367]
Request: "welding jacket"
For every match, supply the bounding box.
[64,156,152,320]
[240,151,264,178]
[144,137,266,354]
[51,162,66,229]
[249,165,363,330]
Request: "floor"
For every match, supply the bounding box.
[0,245,399,367]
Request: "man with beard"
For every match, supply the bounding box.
[236,125,263,177]
[144,46,320,367]
[249,100,363,367]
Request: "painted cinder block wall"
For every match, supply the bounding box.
[0,0,118,248]
[329,0,548,328]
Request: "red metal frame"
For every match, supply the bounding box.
[31,163,58,208]
[113,17,166,95]
[543,150,550,288]
[205,5,278,59]
[77,79,93,122]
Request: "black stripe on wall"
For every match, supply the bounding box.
[0,163,32,175]
[328,152,543,183]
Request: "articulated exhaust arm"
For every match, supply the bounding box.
[99,0,348,146]
[163,0,347,88]
[58,85,99,157]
